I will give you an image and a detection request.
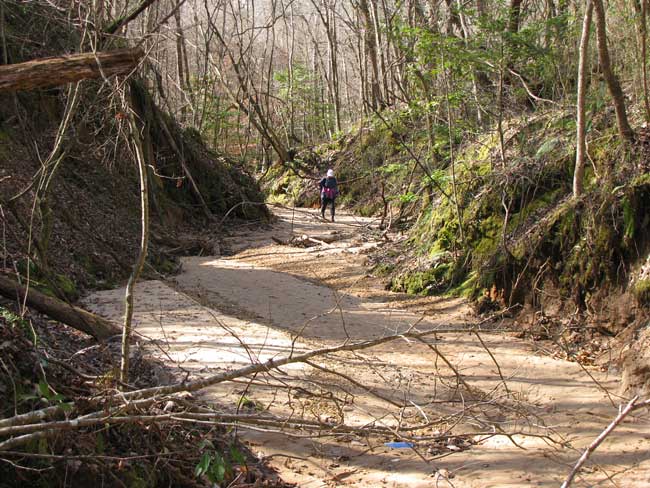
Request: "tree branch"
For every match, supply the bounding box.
[561,396,650,488]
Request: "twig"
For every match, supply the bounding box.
[560,396,644,488]
[472,331,511,397]
[305,359,403,407]
[0,456,53,473]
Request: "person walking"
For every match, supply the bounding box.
[319,169,339,222]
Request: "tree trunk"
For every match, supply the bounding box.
[358,0,383,109]
[120,84,151,385]
[509,0,524,33]
[592,0,635,142]
[641,0,650,122]
[574,1,593,198]
[497,59,506,165]
[476,0,487,17]
[173,6,188,121]
[311,0,342,133]
[0,48,144,92]
[0,274,119,340]
[285,2,296,139]
[443,0,463,35]
[329,2,342,132]
[442,54,465,243]
[369,0,389,105]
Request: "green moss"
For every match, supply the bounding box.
[622,197,635,241]
[457,134,496,175]
[391,262,455,295]
[372,263,395,277]
[265,168,308,205]
[54,274,79,300]
[14,260,79,300]
[508,188,562,234]
[16,259,38,276]
[554,207,577,248]
[391,269,431,294]
[356,203,381,217]
[631,173,650,187]
[450,271,480,298]
[633,279,650,305]
[588,132,618,161]
[266,193,292,205]
[473,215,501,258]
[534,137,561,160]
[0,306,28,329]
[0,129,10,146]
[158,259,178,275]
[123,464,155,488]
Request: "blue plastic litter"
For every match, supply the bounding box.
[384,441,414,449]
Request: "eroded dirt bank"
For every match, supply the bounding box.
[84,207,650,487]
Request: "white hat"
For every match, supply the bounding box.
[327,169,335,177]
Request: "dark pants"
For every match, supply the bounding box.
[321,197,335,220]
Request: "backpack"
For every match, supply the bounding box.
[322,186,336,199]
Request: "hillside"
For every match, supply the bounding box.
[0,3,275,486]
[268,111,650,315]
[0,4,269,297]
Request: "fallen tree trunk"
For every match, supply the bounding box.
[309,233,344,244]
[0,274,120,340]
[0,48,144,92]
[150,229,218,256]
[272,233,344,247]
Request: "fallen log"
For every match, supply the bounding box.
[0,274,120,340]
[309,232,344,244]
[272,233,343,248]
[300,235,331,247]
[0,48,144,92]
[150,230,218,256]
[272,235,327,248]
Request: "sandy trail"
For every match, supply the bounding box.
[83,207,650,488]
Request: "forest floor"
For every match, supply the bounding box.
[83,207,650,488]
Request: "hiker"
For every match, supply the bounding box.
[319,168,339,222]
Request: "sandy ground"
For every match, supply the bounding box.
[83,206,650,487]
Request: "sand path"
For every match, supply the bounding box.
[83,207,650,487]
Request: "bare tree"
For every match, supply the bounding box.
[201,0,292,162]
[310,0,342,132]
[357,0,384,110]
[592,0,634,142]
[119,83,150,385]
[574,0,593,198]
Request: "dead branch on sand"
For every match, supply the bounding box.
[561,396,650,488]
[0,317,548,454]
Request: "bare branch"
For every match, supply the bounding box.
[561,397,650,488]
